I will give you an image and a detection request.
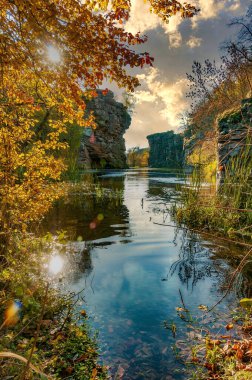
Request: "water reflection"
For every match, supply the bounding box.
[43,173,130,242]
[169,231,215,289]
[77,243,93,277]
[42,169,252,380]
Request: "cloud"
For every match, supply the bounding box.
[187,36,202,48]
[168,31,182,48]
[229,1,241,11]
[152,77,189,127]
[125,0,242,48]
[192,0,242,28]
[125,0,184,47]
[134,90,157,103]
[196,0,226,19]
[163,14,183,48]
[125,0,159,34]
[136,69,189,127]
[122,0,249,149]
[124,68,190,148]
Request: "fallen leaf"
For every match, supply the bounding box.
[242,325,252,332]
[80,310,87,317]
[91,368,97,379]
[191,357,199,363]
[66,367,73,375]
[239,298,252,309]
[198,305,208,311]
[176,307,189,312]
[236,348,244,360]
[226,323,234,331]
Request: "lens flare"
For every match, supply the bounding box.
[89,222,96,230]
[97,213,104,221]
[48,255,64,275]
[89,213,104,230]
[4,300,22,327]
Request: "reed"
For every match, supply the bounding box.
[174,133,252,241]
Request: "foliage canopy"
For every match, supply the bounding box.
[0,0,197,238]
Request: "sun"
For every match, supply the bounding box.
[47,45,61,63]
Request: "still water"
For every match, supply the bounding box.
[44,169,251,379]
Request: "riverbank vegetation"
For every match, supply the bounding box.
[175,5,252,243]
[169,6,252,379]
[173,298,252,379]
[0,232,108,379]
[174,143,252,241]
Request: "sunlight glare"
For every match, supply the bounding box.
[49,255,64,275]
[47,45,61,63]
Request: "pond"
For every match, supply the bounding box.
[43,169,252,380]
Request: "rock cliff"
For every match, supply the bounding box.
[217,98,252,184]
[147,131,184,168]
[79,90,131,169]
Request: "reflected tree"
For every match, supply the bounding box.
[169,230,213,289]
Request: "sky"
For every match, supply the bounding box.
[117,0,251,149]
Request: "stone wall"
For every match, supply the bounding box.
[217,98,252,184]
[79,90,131,169]
[147,131,184,168]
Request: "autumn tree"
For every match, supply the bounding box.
[0,0,198,244]
[127,147,139,167]
[127,147,149,167]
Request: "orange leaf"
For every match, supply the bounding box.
[226,323,234,331]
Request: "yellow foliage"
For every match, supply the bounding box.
[0,69,68,232]
[127,148,149,167]
[186,134,217,182]
[0,0,197,238]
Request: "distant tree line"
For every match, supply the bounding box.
[127,147,149,167]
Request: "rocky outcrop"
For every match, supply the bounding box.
[79,90,131,169]
[147,131,184,168]
[217,98,252,184]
